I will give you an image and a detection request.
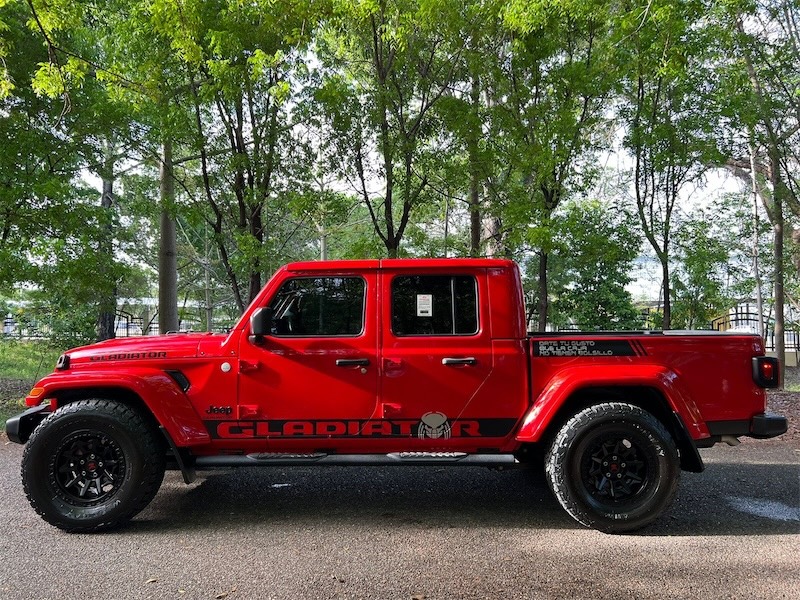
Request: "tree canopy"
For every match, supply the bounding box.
[1,0,798,361]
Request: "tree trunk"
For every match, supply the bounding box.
[158,139,179,334]
[735,14,787,385]
[481,215,504,258]
[749,138,765,338]
[468,74,481,257]
[469,185,481,256]
[204,224,213,332]
[96,161,116,341]
[769,146,786,388]
[319,224,328,260]
[248,203,263,304]
[537,252,548,332]
[536,195,559,332]
[661,258,671,330]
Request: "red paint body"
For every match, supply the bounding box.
[24,259,775,459]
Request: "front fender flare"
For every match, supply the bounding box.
[515,364,708,443]
[25,369,210,447]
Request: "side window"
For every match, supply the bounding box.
[391,275,478,336]
[267,277,365,336]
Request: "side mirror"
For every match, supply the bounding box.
[249,307,274,344]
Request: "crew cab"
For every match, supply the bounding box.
[5,259,788,533]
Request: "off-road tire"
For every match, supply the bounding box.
[545,402,680,533]
[21,399,166,532]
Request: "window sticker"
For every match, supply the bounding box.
[416,294,433,317]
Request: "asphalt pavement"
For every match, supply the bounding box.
[0,440,798,600]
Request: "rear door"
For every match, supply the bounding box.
[378,267,513,450]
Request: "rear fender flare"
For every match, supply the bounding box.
[515,364,708,443]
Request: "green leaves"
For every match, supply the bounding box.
[544,199,643,330]
[1,0,796,338]
[671,209,738,329]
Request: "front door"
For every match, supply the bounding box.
[238,271,379,452]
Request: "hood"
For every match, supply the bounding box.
[63,333,210,367]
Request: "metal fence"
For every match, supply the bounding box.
[2,310,221,340]
[709,310,800,352]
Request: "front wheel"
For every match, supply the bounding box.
[21,399,166,532]
[545,402,680,533]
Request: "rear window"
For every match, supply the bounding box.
[391,275,478,336]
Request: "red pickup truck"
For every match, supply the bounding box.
[5,259,787,533]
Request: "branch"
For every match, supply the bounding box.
[25,0,70,122]
[354,136,388,246]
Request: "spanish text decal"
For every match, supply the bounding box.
[534,340,645,357]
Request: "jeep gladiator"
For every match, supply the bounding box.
[5,259,788,533]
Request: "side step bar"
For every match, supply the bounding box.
[194,452,519,469]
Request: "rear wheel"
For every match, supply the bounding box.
[22,399,166,532]
[545,402,679,533]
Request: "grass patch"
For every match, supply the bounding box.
[0,340,64,381]
[0,399,24,422]
[0,341,64,421]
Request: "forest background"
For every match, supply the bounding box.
[0,0,798,371]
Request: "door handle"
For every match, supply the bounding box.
[442,357,477,366]
[382,402,402,417]
[335,358,370,367]
[239,360,261,373]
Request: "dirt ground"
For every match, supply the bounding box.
[0,379,27,416]
[760,391,800,443]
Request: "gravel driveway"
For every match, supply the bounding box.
[0,438,797,600]
[2,376,798,599]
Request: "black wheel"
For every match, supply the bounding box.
[545,402,679,533]
[21,399,166,532]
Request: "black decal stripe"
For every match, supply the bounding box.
[204,419,517,439]
[475,419,518,437]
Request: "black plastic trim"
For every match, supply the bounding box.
[55,353,70,370]
[707,414,788,439]
[707,420,750,436]
[750,413,788,439]
[195,453,518,469]
[158,426,196,483]
[335,358,370,367]
[670,411,705,473]
[165,370,191,393]
[4,404,50,444]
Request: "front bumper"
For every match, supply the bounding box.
[5,404,50,444]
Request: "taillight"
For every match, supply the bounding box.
[752,356,780,388]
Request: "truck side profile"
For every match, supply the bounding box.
[5,259,788,533]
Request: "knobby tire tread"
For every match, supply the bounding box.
[545,402,679,533]
[21,399,166,533]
